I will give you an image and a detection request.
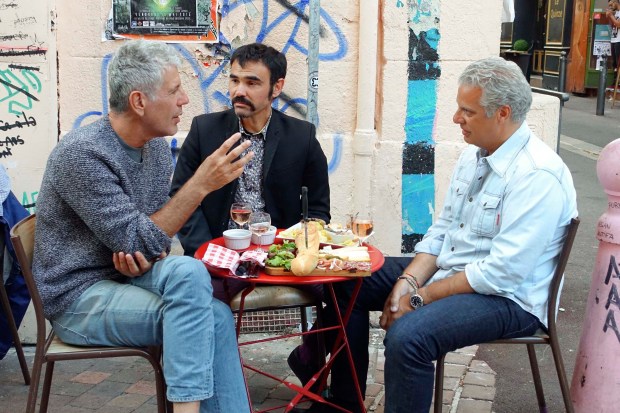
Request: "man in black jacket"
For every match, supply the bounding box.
[171,43,330,299]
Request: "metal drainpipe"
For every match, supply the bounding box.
[352,0,379,214]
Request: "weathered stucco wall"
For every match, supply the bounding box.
[0,0,57,213]
[9,0,560,257]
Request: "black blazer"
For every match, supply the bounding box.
[171,109,331,256]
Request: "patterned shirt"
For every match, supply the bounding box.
[227,114,271,229]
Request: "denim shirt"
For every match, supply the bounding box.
[415,122,578,327]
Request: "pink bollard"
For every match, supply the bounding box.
[571,138,620,412]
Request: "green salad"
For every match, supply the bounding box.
[265,242,296,271]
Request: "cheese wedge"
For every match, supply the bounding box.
[319,246,370,262]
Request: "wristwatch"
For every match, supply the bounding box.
[410,291,424,310]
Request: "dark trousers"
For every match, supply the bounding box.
[324,258,541,413]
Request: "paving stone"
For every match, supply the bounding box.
[106,393,152,408]
[441,389,455,404]
[69,391,116,410]
[374,369,384,384]
[107,366,151,383]
[443,376,461,391]
[468,360,494,374]
[445,351,475,365]
[87,380,131,399]
[456,399,493,413]
[444,363,468,378]
[460,384,496,401]
[71,371,112,385]
[131,404,163,413]
[462,371,496,387]
[267,384,297,400]
[366,383,382,397]
[125,380,156,396]
[50,381,94,397]
[429,403,451,413]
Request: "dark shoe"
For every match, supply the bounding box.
[287,345,322,386]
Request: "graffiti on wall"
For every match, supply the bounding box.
[0,0,48,58]
[0,64,42,160]
[401,0,440,253]
[1,0,46,160]
[74,0,348,173]
[1,0,50,211]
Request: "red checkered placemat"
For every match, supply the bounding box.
[202,244,269,276]
[202,244,240,274]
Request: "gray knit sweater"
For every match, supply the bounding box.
[33,118,173,319]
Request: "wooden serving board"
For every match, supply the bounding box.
[263,265,371,277]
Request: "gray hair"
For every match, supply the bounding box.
[108,40,182,113]
[458,56,532,123]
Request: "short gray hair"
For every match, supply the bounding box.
[108,40,182,113]
[458,57,532,123]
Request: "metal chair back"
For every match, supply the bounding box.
[433,217,580,413]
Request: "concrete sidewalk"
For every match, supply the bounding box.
[0,327,496,413]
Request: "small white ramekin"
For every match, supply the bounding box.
[223,229,252,250]
[251,225,277,246]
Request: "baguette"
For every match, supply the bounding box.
[290,221,321,275]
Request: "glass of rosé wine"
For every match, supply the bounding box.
[349,212,374,246]
[230,202,252,229]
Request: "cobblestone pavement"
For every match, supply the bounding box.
[0,327,496,413]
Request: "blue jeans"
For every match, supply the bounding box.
[52,255,250,413]
[328,257,541,413]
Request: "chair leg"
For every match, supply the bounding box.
[142,350,169,413]
[434,353,446,413]
[0,280,30,385]
[39,361,55,413]
[26,356,44,413]
[548,339,575,413]
[526,344,547,413]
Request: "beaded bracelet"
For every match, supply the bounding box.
[397,275,419,292]
[403,272,420,288]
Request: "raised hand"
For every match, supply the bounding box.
[195,132,254,194]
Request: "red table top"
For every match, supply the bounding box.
[194,235,385,285]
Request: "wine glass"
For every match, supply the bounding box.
[350,212,374,245]
[248,211,271,250]
[230,202,252,229]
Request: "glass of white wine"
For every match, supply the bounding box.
[230,202,252,229]
[350,212,374,245]
[248,211,271,250]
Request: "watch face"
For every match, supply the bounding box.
[410,294,424,309]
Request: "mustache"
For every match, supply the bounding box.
[232,96,255,110]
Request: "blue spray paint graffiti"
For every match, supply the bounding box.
[72,0,348,172]
[402,0,440,253]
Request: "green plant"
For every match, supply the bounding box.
[513,39,529,52]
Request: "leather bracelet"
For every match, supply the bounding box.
[397,275,418,292]
[402,272,420,289]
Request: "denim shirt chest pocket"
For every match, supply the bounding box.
[472,192,502,237]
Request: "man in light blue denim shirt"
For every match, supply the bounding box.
[293,57,578,413]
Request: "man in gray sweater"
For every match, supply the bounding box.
[33,40,252,413]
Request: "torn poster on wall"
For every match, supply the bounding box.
[108,0,219,43]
